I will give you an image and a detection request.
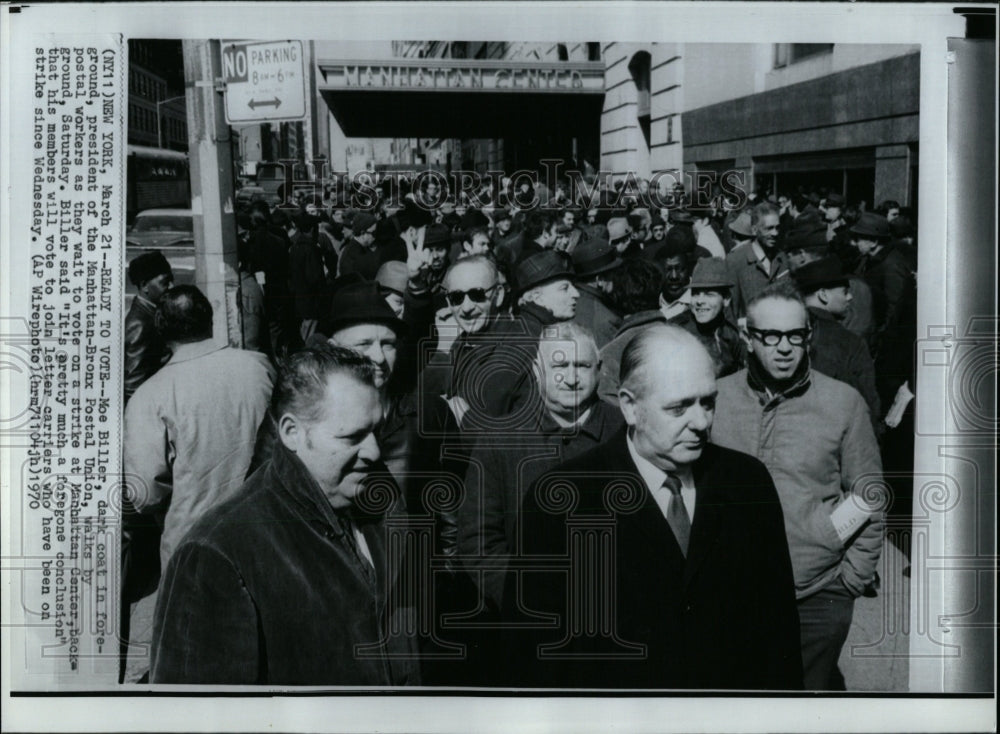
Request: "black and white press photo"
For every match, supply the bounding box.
[1,3,995,733]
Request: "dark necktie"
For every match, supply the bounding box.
[663,473,690,557]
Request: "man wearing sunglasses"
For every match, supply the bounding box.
[712,282,884,691]
[420,255,519,428]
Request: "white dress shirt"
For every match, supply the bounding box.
[626,432,697,521]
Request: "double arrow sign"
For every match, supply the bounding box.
[248,97,282,110]
[221,40,305,124]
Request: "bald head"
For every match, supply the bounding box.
[444,255,503,335]
[620,324,714,399]
[443,255,498,292]
[618,324,718,471]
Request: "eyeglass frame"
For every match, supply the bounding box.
[746,326,811,347]
[444,283,499,307]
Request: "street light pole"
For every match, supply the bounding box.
[156,94,186,149]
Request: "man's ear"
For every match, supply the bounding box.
[618,386,638,427]
[739,323,753,351]
[723,293,733,309]
[491,283,506,307]
[277,413,303,453]
[816,287,831,306]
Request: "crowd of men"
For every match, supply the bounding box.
[121,172,918,689]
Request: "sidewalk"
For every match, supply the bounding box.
[839,536,911,692]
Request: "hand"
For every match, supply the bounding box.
[405,226,432,279]
[434,307,459,352]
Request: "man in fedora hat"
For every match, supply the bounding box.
[337,211,381,280]
[670,258,744,377]
[783,220,874,345]
[124,250,174,403]
[850,211,914,354]
[514,250,580,338]
[725,208,756,254]
[793,256,880,430]
[571,237,623,348]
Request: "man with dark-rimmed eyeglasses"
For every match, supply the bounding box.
[712,281,884,691]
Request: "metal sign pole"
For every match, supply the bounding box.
[183,39,242,347]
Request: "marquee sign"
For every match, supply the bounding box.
[319,59,605,94]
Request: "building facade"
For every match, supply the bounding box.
[316,40,604,177]
[602,42,920,208]
[128,40,187,152]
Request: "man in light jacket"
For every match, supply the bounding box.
[712,281,884,691]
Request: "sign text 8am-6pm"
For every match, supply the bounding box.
[221,40,306,124]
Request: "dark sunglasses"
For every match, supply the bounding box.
[748,327,810,347]
[445,284,498,306]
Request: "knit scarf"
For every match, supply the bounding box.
[746,351,811,408]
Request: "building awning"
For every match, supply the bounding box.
[317,58,605,138]
[753,148,876,174]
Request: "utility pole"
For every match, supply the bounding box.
[303,40,317,166]
[182,39,242,346]
[156,94,186,149]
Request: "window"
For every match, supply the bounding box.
[587,42,601,62]
[773,43,833,69]
[628,52,652,150]
[628,51,652,116]
[557,44,569,61]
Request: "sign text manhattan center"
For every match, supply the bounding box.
[320,59,605,93]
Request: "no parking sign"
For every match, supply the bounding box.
[221,40,306,124]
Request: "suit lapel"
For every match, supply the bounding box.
[602,430,686,566]
[684,446,727,588]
